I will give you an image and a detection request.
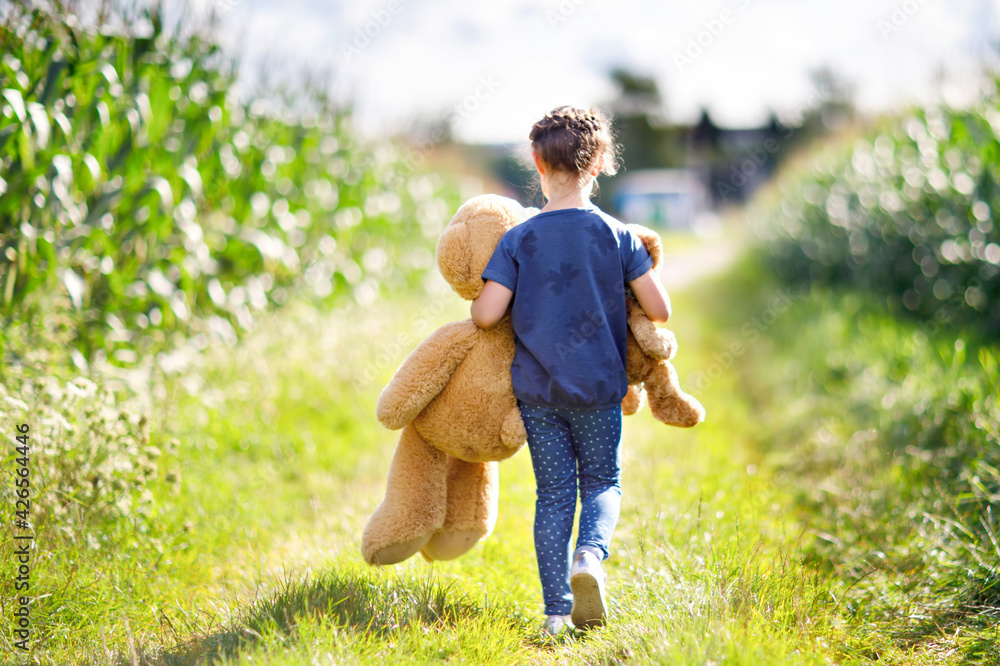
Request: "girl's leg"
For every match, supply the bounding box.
[520,401,577,616]
[566,406,623,560]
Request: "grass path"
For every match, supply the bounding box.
[77,232,887,664]
[659,232,742,291]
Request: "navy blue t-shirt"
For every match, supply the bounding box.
[481,206,654,409]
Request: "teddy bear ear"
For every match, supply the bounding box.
[436,220,477,298]
[628,224,664,269]
[436,194,528,300]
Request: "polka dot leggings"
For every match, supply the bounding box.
[519,400,623,616]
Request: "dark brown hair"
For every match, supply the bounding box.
[529,105,619,182]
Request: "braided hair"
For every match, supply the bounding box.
[529,106,619,181]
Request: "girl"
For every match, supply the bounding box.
[470,106,671,634]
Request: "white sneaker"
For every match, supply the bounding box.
[570,550,607,629]
[542,614,573,635]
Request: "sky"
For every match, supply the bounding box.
[188,0,999,145]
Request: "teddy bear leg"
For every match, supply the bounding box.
[362,423,449,565]
[645,361,706,428]
[421,459,499,561]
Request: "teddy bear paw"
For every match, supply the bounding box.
[653,393,706,428]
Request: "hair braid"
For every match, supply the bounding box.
[529,105,619,181]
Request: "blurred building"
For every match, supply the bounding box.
[685,109,791,207]
[612,169,710,230]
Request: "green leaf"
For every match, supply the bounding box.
[81,186,124,228]
[17,131,34,172]
[98,62,123,97]
[83,153,101,181]
[62,268,85,309]
[0,123,17,151]
[148,176,174,210]
[27,102,51,149]
[52,110,72,139]
[3,260,16,306]
[979,348,998,378]
[106,125,133,173]
[2,89,26,121]
[39,59,67,107]
[96,100,110,128]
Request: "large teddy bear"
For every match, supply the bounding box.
[361,194,704,566]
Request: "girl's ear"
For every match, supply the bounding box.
[532,151,547,176]
[591,154,604,177]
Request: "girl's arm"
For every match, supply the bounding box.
[629,268,671,323]
[471,280,514,329]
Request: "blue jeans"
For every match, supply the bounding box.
[519,400,623,616]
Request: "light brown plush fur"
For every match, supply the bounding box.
[623,225,707,428]
[361,195,704,566]
[362,195,531,565]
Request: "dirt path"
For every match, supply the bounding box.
[659,237,743,291]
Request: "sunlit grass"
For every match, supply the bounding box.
[693,250,1000,665]
[9,239,995,664]
[28,262,850,665]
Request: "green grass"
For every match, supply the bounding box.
[695,250,1000,665]
[0,263,834,664]
[4,4,997,660]
[6,243,997,664]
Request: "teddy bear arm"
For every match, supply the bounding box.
[621,384,646,416]
[376,320,480,430]
[499,406,527,448]
[628,306,677,361]
[644,360,706,428]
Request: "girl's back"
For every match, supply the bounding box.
[482,206,653,409]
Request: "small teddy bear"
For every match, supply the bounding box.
[361,195,704,567]
[622,224,706,428]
